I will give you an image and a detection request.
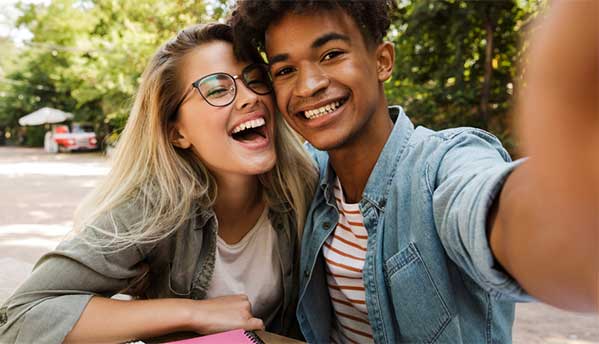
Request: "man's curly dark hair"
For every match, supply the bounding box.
[229,0,396,57]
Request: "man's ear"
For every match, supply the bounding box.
[375,41,395,82]
[169,124,191,149]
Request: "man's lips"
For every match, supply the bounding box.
[292,96,349,119]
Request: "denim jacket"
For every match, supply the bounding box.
[0,200,299,344]
[297,106,530,343]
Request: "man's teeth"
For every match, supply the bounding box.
[304,101,341,119]
[232,117,265,134]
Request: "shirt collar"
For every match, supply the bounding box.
[318,106,414,210]
[193,202,288,232]
[362,106,414,210]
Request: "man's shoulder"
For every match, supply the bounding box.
[406,125,511,163]
[410,125,504,149]
[389,106,508,155]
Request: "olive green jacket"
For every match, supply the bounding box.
[0,202,299,344]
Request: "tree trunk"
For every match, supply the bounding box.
[481,11,494,125]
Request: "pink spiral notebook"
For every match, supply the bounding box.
[163,329,264,344]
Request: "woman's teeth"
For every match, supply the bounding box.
[304,101,341,119]
[232,117,265,134]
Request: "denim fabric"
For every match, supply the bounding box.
[297,106,532,343]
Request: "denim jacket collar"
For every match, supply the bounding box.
[319,106,414,211]
[194,207,215,230]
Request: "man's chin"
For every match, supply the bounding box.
[306,136,348,152]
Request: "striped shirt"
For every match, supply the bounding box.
[323,178,374,344]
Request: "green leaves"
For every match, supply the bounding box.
[1,0,224,143]
[387,0,545,154]
[1,0,543,152]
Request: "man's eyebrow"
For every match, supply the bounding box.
[312,32,350,49]
[268,32,350,66]
[268,53,289,66]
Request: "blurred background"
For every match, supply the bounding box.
[0,0,544,151]
[0,1,597,343]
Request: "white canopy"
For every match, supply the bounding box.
[18,107,74,126]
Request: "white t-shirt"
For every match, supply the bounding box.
[205,207,282,326]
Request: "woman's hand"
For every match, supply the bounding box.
[64,295,264,343]
[187,294,265,334]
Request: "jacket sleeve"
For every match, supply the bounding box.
[0,210,148,344]
[431,129,532,301]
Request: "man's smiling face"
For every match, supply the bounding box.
[265,8,390,151]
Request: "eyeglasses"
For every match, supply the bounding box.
[179,63,272,111]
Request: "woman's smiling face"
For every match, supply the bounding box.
[173,40,276,179]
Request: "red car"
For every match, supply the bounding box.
[44,123,98,153]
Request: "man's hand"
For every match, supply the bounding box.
[518,1,599,216]
[491,0,598,313]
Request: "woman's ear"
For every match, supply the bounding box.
[376,41,395,82]
[169,124,191,149]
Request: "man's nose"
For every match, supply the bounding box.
[294,62,329,98]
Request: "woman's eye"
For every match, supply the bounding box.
[206,87,229,98]
[322,51,343,61]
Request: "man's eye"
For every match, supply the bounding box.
[322,51,343,61]
[274,67,294,77]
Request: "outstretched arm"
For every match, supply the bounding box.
[489,0,598,312]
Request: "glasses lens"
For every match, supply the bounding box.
[197,74,235,107]
[242,64,272,95]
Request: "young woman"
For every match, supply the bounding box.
[0,23,317,344]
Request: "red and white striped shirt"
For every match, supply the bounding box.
[323,178,374,344]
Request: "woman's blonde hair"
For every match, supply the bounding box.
[73,23,317,249]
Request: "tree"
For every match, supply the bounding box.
[0,0,219,145]
[1,0,543,151]
[387,0,545,153]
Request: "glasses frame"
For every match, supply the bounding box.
[192,63,272,108]
[170,63,272,120]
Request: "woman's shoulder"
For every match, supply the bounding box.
[77,197,163,247]
[89,198,146,231]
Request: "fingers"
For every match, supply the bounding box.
[229,295,263,330]
[191,294,263,334]
[244,317,265,331]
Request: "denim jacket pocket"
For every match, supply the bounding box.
[384,243,452,343]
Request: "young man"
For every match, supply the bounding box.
[231,1,598,343]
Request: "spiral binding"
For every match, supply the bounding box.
[244,330,266,344]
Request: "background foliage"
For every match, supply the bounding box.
[1,0,544,153]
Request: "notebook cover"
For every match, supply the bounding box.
[164,329,264,344]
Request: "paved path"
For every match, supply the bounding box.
[0,147,597,343]
[0,147,108,301]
